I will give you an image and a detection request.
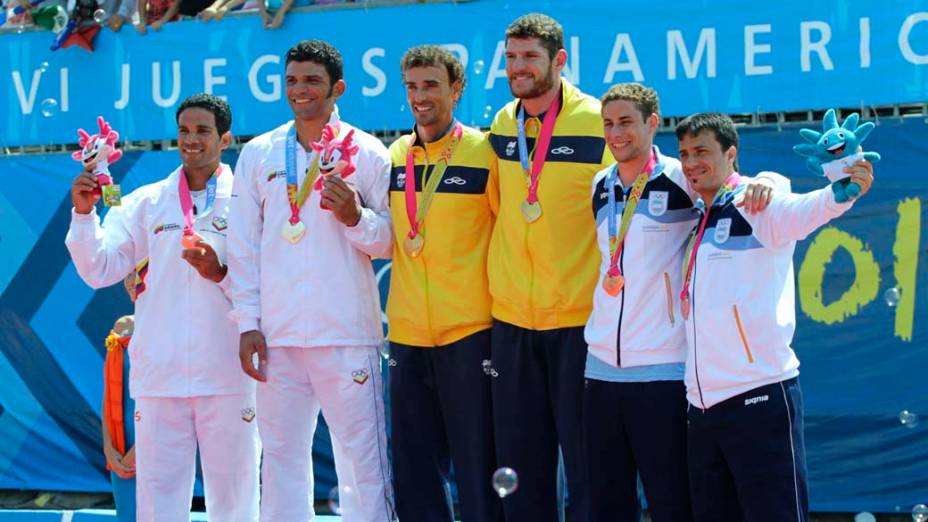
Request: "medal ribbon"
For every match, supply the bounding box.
[679,173,742,304]
[605,151,657,277]
[179,166,220,240]
[403,121,463,240]
[285,123,322,225]
[516,93,561,205]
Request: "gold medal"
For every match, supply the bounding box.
[521,200,542,223]
[603,273,624,296]
[282,220,306,244]
[404,233,424,258]
[681,298,691,320]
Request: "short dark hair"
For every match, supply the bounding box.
[285,39,344,85]
[505,13,564,60]
[675,112,740,172]
[176,93,232,135]
[400,45,466,93]
[601,83,660,122]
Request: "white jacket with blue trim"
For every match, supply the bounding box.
[584,147,698,369]
[684,175,853,409]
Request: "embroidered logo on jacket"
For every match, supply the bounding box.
[505,141,517,157]
[397,172,406,188]
[153,223,182,235]
[241,407,256,422]
[351,369,369,385]
[266,170,286,182]
[444,176,466,186]
[550,146,574,155]
[648,191,668,217]
[714,218,732,244]
[212,216,228,231]
[744,395,769,406]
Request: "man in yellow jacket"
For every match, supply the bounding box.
[486,13,614,522]
[386,45,503,522]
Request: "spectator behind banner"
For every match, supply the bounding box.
[256,0,312,29]
[136,0,210,32]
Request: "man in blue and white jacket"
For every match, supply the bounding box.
[584,84,777,522]
[675,112,874,522]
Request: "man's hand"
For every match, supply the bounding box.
[71,164,100,214]
[844,159,875,198]
[107,14,124,31]
[321,176,362,227]
[239,330,267,382]
[134,22,147,34]
[181,240,226,282]
[104,443,135,479]
[737,177,776,214]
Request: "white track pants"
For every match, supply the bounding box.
[134,393,260,522]
[257,346,394,522]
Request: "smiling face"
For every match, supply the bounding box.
[678,129,737,200]
[285,60,344,122]
[403,64,460,134]
[177,107,230,172]
[505,37,563,100]
[818,128,854,157]
[81,136,106,165]
[602,99,657,164]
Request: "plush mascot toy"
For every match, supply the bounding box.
[311,124,359,209]
[73,116,123,206]
[793,108,880,203]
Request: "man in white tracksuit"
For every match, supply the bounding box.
[228,39,395,522]
[66,93,259,522]
[584,84,777,522]
[674,112,874,522]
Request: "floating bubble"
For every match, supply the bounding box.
[399,104,406,113]
[492,467,518,498]
[473,59,485,75]
[40,98,58,118]
[914,504,928,522]
[379,340,390,360]
[93,8,107,23]
[39,61,49,72]
[854,513,876,522]
[899,410,919,428]
[885,287,901,307]
[483,104,493,119]
[327,485,351,515]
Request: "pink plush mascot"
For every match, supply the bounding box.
[311,124,359,209]
[72,116,123,199]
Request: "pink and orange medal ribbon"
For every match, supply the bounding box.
[516,94,561,223]
[178,166,221,249]
[402,122,463,258]
[602,152,657,296]
[679,173,742,319]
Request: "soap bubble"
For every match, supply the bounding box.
[473,60,485,75]
[327,485,352,515]
[914,504,928,522]
[40,99,58,118]
[854,513,876,522]
[492,467,518,498]
[93,8,107,23]
[885,287,901,307]
[899,410,919,428]
[39,61,49,72]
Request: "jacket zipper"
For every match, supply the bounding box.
[732,304,755,363]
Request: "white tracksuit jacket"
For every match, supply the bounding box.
[227,114,393,347]
[65,164,249,398]
[684,176,853,409]
[584,147,698,368]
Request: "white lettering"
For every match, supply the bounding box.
[667,28,717,79]
[603,33,644,83]
[12,69,42,115]
[203,58,227,99]
[59,67,69,113]
[440,43,469,70]
[562,36,581,85]
[152,61,181,108]
[114,63,130,110]
[800,21,834,72]
[484,40,507,90]
[899,12,928,65]
[745,24,774,75]
[361,47,387,97]
[859,17,871,68]
[248,55,280,103]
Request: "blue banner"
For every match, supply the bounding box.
[0,119,926,511]
[2,0,928,146]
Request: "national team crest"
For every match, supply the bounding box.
[397,172,406,189]
[714,218,732,244]
[241,407,256,423]
[212,216,228,231]
[648,191,668,216]
[351,369,369,385]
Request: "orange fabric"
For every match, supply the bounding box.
[103,333,130,467]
